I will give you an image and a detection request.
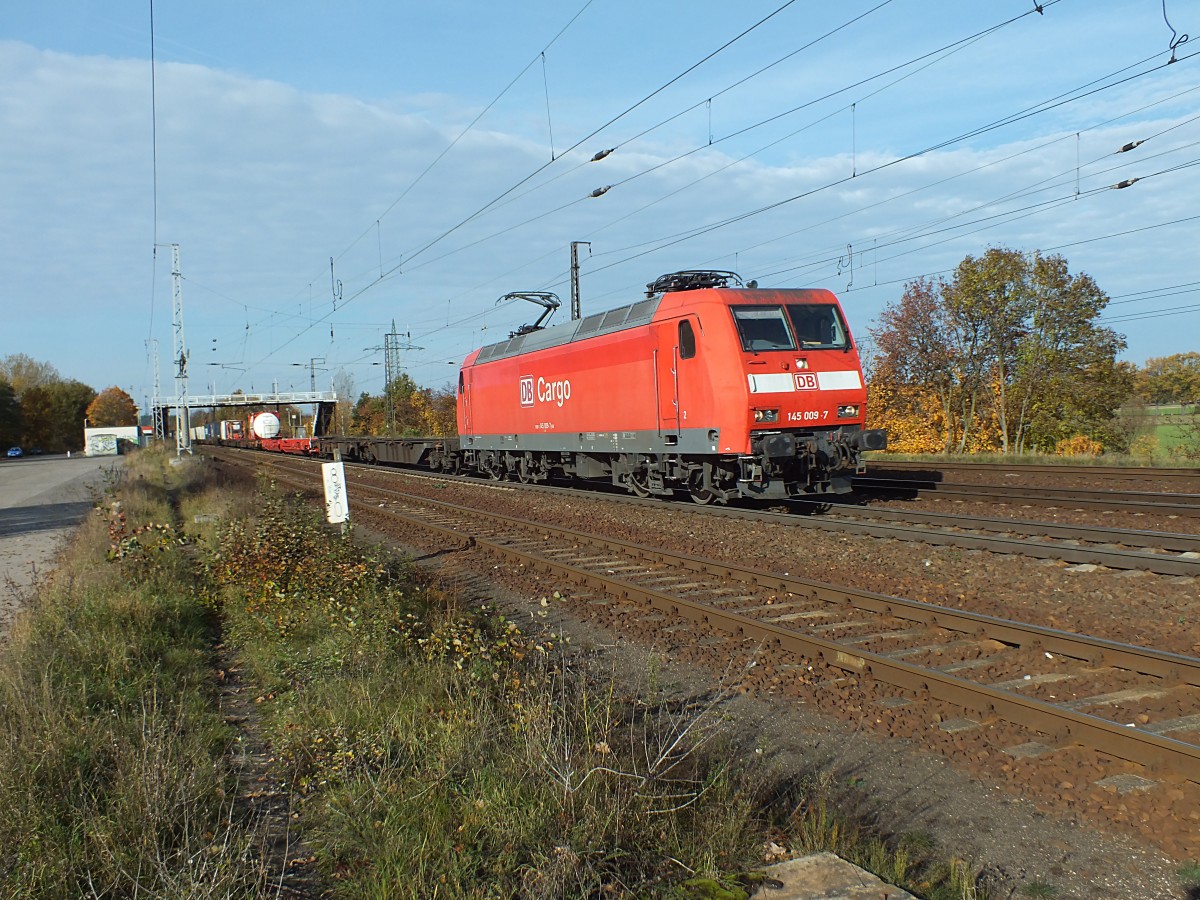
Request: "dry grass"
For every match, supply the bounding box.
[212,488,992,899]
[0,449,269,898]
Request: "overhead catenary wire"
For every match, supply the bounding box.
[561,46,1200,290]
[235,1,1055,367]
[323,0,598,271]
[238,0,814,371]
[218,4,1197,384]
[355,3,1054,297]
[396,28,1193,309]
[411,101,1200,358]
[389,0,805,275]
[396,0,1034,280]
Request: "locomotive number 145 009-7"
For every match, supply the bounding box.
[787,410,829,422]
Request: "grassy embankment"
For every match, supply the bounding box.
[1,447,1089,898]
[0,451,268,896]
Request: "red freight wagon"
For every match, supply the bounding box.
[456,270,885,502]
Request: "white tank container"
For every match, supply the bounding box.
[250,412,281,439]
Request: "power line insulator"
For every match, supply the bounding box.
[590,185,612,198]
[591,148,615,162]
[1110,178,1140,190]
[1116,140,1145,154]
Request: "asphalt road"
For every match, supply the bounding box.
[0,453,122,637]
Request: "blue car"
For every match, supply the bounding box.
[6,447,22,458]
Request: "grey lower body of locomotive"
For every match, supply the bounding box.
[320,424,886,503]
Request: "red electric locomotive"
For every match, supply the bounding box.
[454,270,885,502]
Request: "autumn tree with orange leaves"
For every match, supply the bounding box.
[86,387,139,427]
[348,374,457,437]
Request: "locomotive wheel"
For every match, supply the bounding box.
[517,458,534,484]
[627,472,652,498]
[687,464,726,505]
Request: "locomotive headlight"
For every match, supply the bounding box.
[753,408,779,423]
[837,404,860,418]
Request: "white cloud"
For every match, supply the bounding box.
[1,17,1197,408]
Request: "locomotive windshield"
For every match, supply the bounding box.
[731,306,795,352]
[786,303,849,350]
[731,303,850,352]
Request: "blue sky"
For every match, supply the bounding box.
[3,0,1197,409]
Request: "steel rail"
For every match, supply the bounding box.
[233,450,1200,782]
[866,460,1200,480]
[780,503,1200,575]
[796,501,1200,550]
[211,445,1200,573]
[853,477,1200,516]
[349,483,1200,685]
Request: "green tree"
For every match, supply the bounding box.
[0,354,59,396]
[21,380,96,452]
[870,248,1130,454]
[0,379,21,449]
[86,386,139,427]
[942,248,1031,452]
[1133,352,1200,406]
[349,391,385,435]
[1005,255,1129,452]
[347,378,458,437]
[389,373,423,435]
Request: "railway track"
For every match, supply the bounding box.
[852,476,1200,517]
[786,502,1200,577]
[866,459,1200,482]
[221,449,1200,787]
[211,443,1200,575]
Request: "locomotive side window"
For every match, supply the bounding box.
[786,303,849,349]
[731,306,795,352]
[679,319,697,359]
[458,371,465,394]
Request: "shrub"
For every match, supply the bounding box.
[1053,434,1102,457]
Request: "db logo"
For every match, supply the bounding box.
[519,376,535,407]
[794,372,818,391]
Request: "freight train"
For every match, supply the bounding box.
[211,270,886,504]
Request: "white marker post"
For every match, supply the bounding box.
[322,457,350,533]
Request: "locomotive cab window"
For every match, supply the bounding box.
[786,303,849,350]
[731,306,795,352]
[458,371,465,393]
[678,319,697,359]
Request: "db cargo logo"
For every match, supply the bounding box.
[519,376,535,407]
[794,372,818,391]
[520,375,572,408]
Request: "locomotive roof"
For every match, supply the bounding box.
[470,286,837,365]
[473,295,663,364]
